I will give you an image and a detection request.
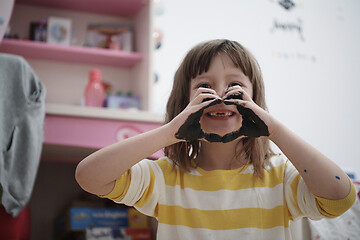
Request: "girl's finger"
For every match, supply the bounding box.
[224,87,251,101]
[223,98,248,108]
[194,87,218,97]
[190,92,220,106]
[225,85,242,94]
[189,96,221,113]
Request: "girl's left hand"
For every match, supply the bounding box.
[223,85,274,138]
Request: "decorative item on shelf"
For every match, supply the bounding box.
[29,20,47,42]
[47,16,72,45]
[3,25,12,39]
[84,69,105,108]
[106,91,141,110]
[84,23,133,52]
[153,28,163,50]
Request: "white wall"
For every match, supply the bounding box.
[152,0,360,178]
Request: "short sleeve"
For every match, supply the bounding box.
[284,160,356,221]
[284,160,323,220]
[315,178,356,218]
[100,159,165,217]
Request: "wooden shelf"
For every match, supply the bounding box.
[16,0,147,17]
[0,39,143,68]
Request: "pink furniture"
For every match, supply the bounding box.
[0,39,143,68]
[16,0,146,17]
[0,0,160,163]
[1,1,158,239]
[44,111,164,162]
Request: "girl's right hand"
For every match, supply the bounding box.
[167,87,221,142]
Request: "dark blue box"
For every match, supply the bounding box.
[70,207,129,229]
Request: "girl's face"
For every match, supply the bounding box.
[189,54,253,137]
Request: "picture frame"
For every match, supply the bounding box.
[47,16,72,45]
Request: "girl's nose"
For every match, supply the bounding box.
[216,87,228,98]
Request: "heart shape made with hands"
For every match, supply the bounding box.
[175,93,269,143]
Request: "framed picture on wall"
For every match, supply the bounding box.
[47,16,72,45]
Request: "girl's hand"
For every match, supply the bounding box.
[168,87,221,142]
[223,85,273,138]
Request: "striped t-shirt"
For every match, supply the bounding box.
[102,154,356,239]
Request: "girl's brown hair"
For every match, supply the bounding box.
[164,39,274,178]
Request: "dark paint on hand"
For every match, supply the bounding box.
[175,93,269,142]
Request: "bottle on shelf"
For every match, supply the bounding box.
[84,69,105,107]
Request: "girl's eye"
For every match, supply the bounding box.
[199,83,211,88]
[229,82,242,87]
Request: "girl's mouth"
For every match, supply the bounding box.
[206,110,235,119]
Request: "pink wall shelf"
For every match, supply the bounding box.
[16,0,147,17]
[43,114,163,162]
[42,104,164,162]
[0,39,143,68]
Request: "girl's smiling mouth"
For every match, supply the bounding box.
[205,109,236,119]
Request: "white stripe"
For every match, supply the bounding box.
[156,223,293,240]
[160,183,285,210]
[284,160,322,221]
[240,154,286,174]
[119,159,151,206]
[189,168,203,176]
[134,160,166,217]
[297,178,323,220]
[264,154,287,170]
[162,155,286,176]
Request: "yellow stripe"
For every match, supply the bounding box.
[134,163,156,208]
[100,170,131,201]
[158,160,286,191]
[315,177,356,218]
[289,173,301,220]
[158,205,289,229]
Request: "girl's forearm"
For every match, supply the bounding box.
[75,124,178,196]
[269,120,351,200]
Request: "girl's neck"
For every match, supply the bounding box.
[197,139,246,171]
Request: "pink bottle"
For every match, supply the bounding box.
[84,69,105,107]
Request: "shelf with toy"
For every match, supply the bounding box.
[0,39,143,68]
[8,0,154,111]
[45,103,163,123]
[16,0,147,17]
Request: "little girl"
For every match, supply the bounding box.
[76,39,355,239]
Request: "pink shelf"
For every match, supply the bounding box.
[0,39,143,68]
[43,114,163,161]
[16,0,147,17]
